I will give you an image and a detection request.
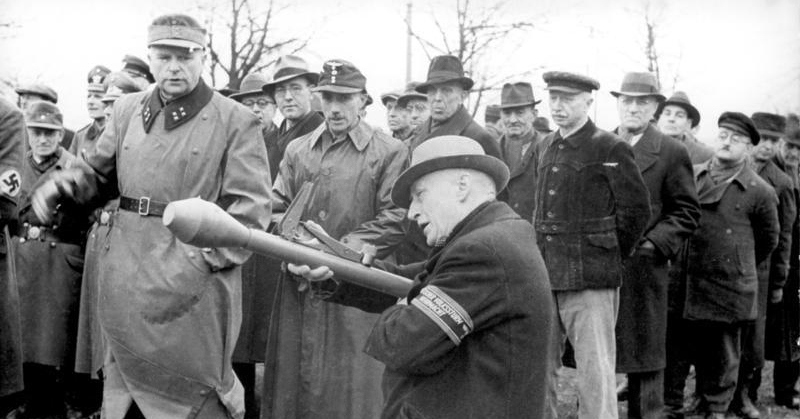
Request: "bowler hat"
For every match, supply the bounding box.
[397,81,426,108]
[534,117,552,133]
[751,112,786,138]
[15,83,58,103]
[262,55,320,97]
[87,65,111,93]
[391,135,510,208]
[610,72,665,102]
[102,72,142,103]
[229,73,272,102]
[718,111,760,145]
[415,55,474,93]
[656,91,700,128]
[312,59,367,94]
[542,71,600,93]
[122,54,154,83]
[148,14,206,50]
[484,105,501,123]
[499,82,540,109]
[25,101,63,130]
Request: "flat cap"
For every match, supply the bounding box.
[751,112,786,138]
[15,83,58,103]
[542,71,600,93]
[718,111,760,145]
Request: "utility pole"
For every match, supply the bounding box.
[406,1,412,84]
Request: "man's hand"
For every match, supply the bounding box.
[31,178,62,224]
[770,288,784,304]
[287,263,334,292]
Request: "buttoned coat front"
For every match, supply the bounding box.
[613,124,700,372]
[500,130,543,220]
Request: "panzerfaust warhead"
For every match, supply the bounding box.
[162,197,414,298]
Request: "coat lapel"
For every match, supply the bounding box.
[632,124,661,173]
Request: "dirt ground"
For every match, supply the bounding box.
[554,362,800,419]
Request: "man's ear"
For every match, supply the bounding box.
[455,172,471,202]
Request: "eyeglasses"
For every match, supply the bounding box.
[274,85,306,96]
[242,99,275,108]
[718,129,751,145]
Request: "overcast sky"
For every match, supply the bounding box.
[1,0,798,145]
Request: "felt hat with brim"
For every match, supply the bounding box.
[415,55,474,93]
[499,82,540,109]
[610,72,665,102]
[719,111,760,145]
[229,73,271,102]
[391,135,510,209]
[122,54,155,83]
[312,59,367,94]
[217,87,238,98]
[262,55,320,96]
[751,112,786,138]
[656,91,701,128]
[542,71,600,94]
[25,101,63,130]
[15,83,58,103]
[397,81,427,108]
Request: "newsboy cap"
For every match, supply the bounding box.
[122,54,155,83]
[542,71,600,93]
[656,91,701,128]
[391,135,510,209]
[718,112,760,145]
[87,65,111,93]
[25,101,63,130]
[312,59,367,94]
[415,55,474,93]
[610,72,665,102]
[751,112,786,139]
[15,83,58,103]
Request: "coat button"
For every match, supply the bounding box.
[49,242,56,248]
[551,225,557,231]
[547,211,554,218]
[545,235,552,241]
[558,144,564,150]
[726,229,732,234]
[188,251,195,257]
[202,114,209,120]
[199,389,209,396]
[319,210,327,220]
[548,189,555,195]
[552,167,559,173]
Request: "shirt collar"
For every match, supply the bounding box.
[142,78,214,133]
[312,118,373,152]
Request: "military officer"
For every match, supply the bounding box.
[69,65,111,158]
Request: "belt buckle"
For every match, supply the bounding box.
[138,197,151,216]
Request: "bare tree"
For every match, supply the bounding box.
[198,0,311,89]
[634,1,683,92]
[405,0,540,116]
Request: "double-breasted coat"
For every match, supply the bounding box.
[323,201,555,419]
[684,163,779,323]
[70,79,271,418]
[613,124,700,373]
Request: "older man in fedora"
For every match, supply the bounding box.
[397,81,428,131]
[264,59,408,419]
[536,71,651,419]
[609,72,700,419]
[496,82,543,219]
[289,135,554,419]
[28,14,271,418]
[656,91,713,164]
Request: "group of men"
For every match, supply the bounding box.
[0,11,798,419]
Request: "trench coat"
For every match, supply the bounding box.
[766,154,800,362]
[71,79,271,418]
[0,97,24,397]
[263,120,407,419]
[534,119,651,291]
[499,129,543,220]
[613,124,700,373]
[684,162,779,323]
[323,201,554,419]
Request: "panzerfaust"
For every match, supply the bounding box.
[162,198,414,298]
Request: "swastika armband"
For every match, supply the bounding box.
[411,285,474,345]
[0,170,20,198]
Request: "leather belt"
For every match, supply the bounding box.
[119,196,169,217]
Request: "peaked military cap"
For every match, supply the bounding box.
[542,71,600,93]
[656,91,700,128]
[312,59,367,94]
[102,72,142,103]
[415,55,474,93]
[148,14,206,50]
[718,111,760,145]
[262,55,320,97]
[397,81,427,108]
[610,72,665,102]
[15,83,58,103]
[87,65,112,93]
[499,82,540,109]
[122,55,155,83]
[751,112,786,138]
[25,101,63,130]
[229,73,272,102]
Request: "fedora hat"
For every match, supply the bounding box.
[656,91,701,128]
[262,55,320,96]
[610,72,665,101]
[391,135,509,208]
[229,73,271,102]
[415,55,474,93]
[499,82,540,109]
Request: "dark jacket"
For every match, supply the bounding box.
[534,119,651,290]
[613,124,700,372]
[684,162,779,323]
[265,111,324,181]
[325,201,553,419]
[500,130,543,220]
[675,131,714,164]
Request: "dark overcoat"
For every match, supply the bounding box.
[684,163,779,323]
[614,124,700,373]
[325,201,554,419]
[499,130,543,220]
[766,154,800,362]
